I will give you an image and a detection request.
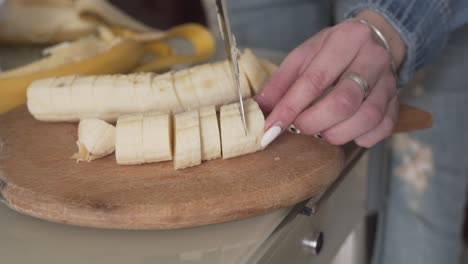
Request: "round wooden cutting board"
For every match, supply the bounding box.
[0,106,344,230]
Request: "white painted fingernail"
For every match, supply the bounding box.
[261,125,282,147]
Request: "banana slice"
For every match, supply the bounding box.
[210,62,236,102]
[260,58,279,77]
[115,113,144,165]
[26,77,56,121]
[220,99,265,159]
[152,72,184,114]
[115,111,172,165]
[174,110,201,169]
[239,48,269,95]
[94,74,119,121]
[190,64,232,108]
[113,74,139,115]
[142,111,172,163]
[173,69,200,111]
[71,75,97,120]
[215,61,251,99]
[50,75,77,121]
[199,106,221,161]
[134,72,156,113]
[73,118,116,162]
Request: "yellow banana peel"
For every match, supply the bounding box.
[0,39,144,113]
[0,0,215,114]
[0,0,157,44]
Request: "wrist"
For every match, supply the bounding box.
[355,10,406,68]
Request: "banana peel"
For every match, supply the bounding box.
[0,35,112,78]
[0,0,157,44]
[0,39,144,113]
[0,0,216,113]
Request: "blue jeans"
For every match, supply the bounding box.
[227,1,468,263]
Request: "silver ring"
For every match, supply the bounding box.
[341,72,370,98]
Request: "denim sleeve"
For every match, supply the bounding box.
[343,0,468,85]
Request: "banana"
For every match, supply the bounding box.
[3,38,144,114]
[115,111,172,165]
[174,110,201,170]
[239,48,269,95]
[220,99,265,159]
[199,106,221,161]
[73,118,116,162]
[115,113,144,165]
[26,50,276,122]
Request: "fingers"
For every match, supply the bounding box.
[354,96,399,148]
[293,37,391,135]
[264,21,371,131]
[254,29,330,114]
[320,72,397,144]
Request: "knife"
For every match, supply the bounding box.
[215,0,248,135]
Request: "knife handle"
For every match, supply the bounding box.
[343,104,432,165]
[394,104,432,133]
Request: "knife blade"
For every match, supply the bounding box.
[215,0,248,135]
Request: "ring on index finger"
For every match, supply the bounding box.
[341,72,370,99]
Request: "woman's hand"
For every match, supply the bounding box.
[255,10,406,148]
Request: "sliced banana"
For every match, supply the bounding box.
[71,75,97,119]
[173,69,200,111]
[26,77,56,120]
[115,111,173,165]
[94,74,119,121]
[216,60,251,99]
[239,48,269,95]
[142,111,172,163]
[220,99,265,159]
[113,74,140,117]
[151,72,184,114]
[27,50,274,122]
[50,75,77,121]
[115,113,144,165]
[174,110,201,169]
[73,101,265,168]
[133,72,155,113]
[190,64,232,108]
[73,118,116,162]
[199,106,221,161]
[260,58,279,77]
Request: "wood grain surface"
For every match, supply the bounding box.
[0,106,344,230]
